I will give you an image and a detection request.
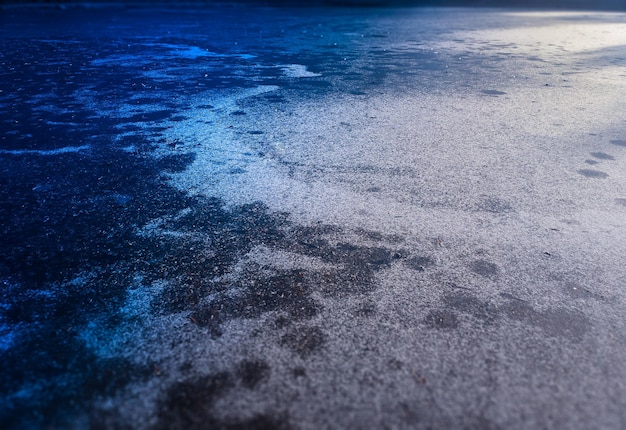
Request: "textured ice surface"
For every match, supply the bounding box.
[0,145,90,156]
[281,64,322,77]
[92,44,256,65]
[1,5,626,430]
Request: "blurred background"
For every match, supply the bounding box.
[1,0,625,10]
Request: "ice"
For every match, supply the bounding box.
[281,64,321,78]
[4,6,626,430]
[91,44,255,66]
[0,324,15,353]
[0,145,90,156]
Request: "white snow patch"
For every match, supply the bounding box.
[281,64,321,78]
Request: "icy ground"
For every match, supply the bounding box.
[1,5,626,429]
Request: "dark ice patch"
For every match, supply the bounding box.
[443,292,498,324]
[155,373,234,430]
[428,290,590,341]
[156,214,403,335]
[236,360,270,389]
[584,159,599,165]
[470,260,499,279]
[282,238,400,296]
[405,256,434,272]
[502,301,589,341]
[188,269,319,336]
[481,89,507,95]
[292,367,306,378]
[230,110,247,116]
[616,198,626,206]
[333,244,395,266]
[423,310,459,329]
[169,115,189,122]
[577,169,609,178]
[354,228,383,241]
[590,152,615,160]
[153,372,291,430]
[610,139,626,147]
[231,414,293,430]
[281,326,327,358]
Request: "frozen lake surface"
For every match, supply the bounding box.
[1,4,626,429]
